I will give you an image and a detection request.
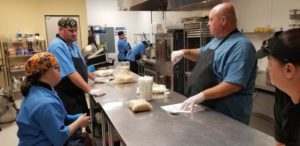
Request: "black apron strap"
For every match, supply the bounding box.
[215,29,239,51]
[184,29,239,97]
[55,41,89,114]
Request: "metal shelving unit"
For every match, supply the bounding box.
[182,16,212,94]
[182,16,211,73]
[1,40,46,98]
[0,41,9,87]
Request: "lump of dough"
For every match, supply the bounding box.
[94,69,114,77]
[127,99,152,112]
[113,73,137,84]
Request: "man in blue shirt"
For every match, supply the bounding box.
[126,41,148,74]
[48,17,104,115]
[117,31,130,62]
[171,3,257,124]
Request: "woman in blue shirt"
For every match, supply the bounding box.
[17,52,90,146]
[126,41,149,74]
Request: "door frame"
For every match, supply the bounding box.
[44,15,82,49]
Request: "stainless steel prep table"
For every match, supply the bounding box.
[90,77,274,146]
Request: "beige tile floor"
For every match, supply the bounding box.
[0,98,21,146]
[0,122,19,146]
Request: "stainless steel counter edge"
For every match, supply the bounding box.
[90,76,274,146]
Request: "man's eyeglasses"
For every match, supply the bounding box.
[54,65,61,71]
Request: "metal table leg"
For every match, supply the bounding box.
[108,122,114,146]
[89,95,95,146]
[101,111,107,146]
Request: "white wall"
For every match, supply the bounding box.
[86,0,208,59]
[87,0,300,69]
[232,0,300,32]
[231,0,300,71]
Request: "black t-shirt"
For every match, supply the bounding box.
[274,88,300,146]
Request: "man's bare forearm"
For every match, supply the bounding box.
[87,71,95,80]
[68,72,92,93]
[202,82,242,100]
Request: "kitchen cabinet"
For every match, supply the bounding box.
[250,89,275,136]
[253,90,275,120]
[1,40,46,98]
[250,72,275,136]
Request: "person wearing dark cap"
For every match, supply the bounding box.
[256,28,300,146]
[17,52,90,146]
[48,17,105,116]
[125,41,149,74]
[264,30,296,146]
[117,31,130,62]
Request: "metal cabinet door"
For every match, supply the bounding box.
[252,90,275,120]
[250,90,275,136]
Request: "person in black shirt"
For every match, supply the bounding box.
[274,88,297,146]
[257,28,300,146]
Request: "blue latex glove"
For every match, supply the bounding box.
[67,113,83,122]
[87,65,95,72]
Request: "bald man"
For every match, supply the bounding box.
[172,2,257,124]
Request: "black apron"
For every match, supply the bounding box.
[185,29,239,108]
[55,42,89,115]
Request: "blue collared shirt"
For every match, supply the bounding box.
[17,85,70,146]
[118,39,129,61]
[199,32,257,124]
[126,42,145,61]
[48,37,85,78]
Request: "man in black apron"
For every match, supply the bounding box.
[48,17,105,115]
[171,3,257,125]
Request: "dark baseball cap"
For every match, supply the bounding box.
[256,36,300,63]
[142,41,149,47]
[117,31,124,36]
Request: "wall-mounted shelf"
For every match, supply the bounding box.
[290,9,300,20]
[289,24,300,29]
[289,9,300,29]
[290,14,300,20]
[243,32,274,34]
